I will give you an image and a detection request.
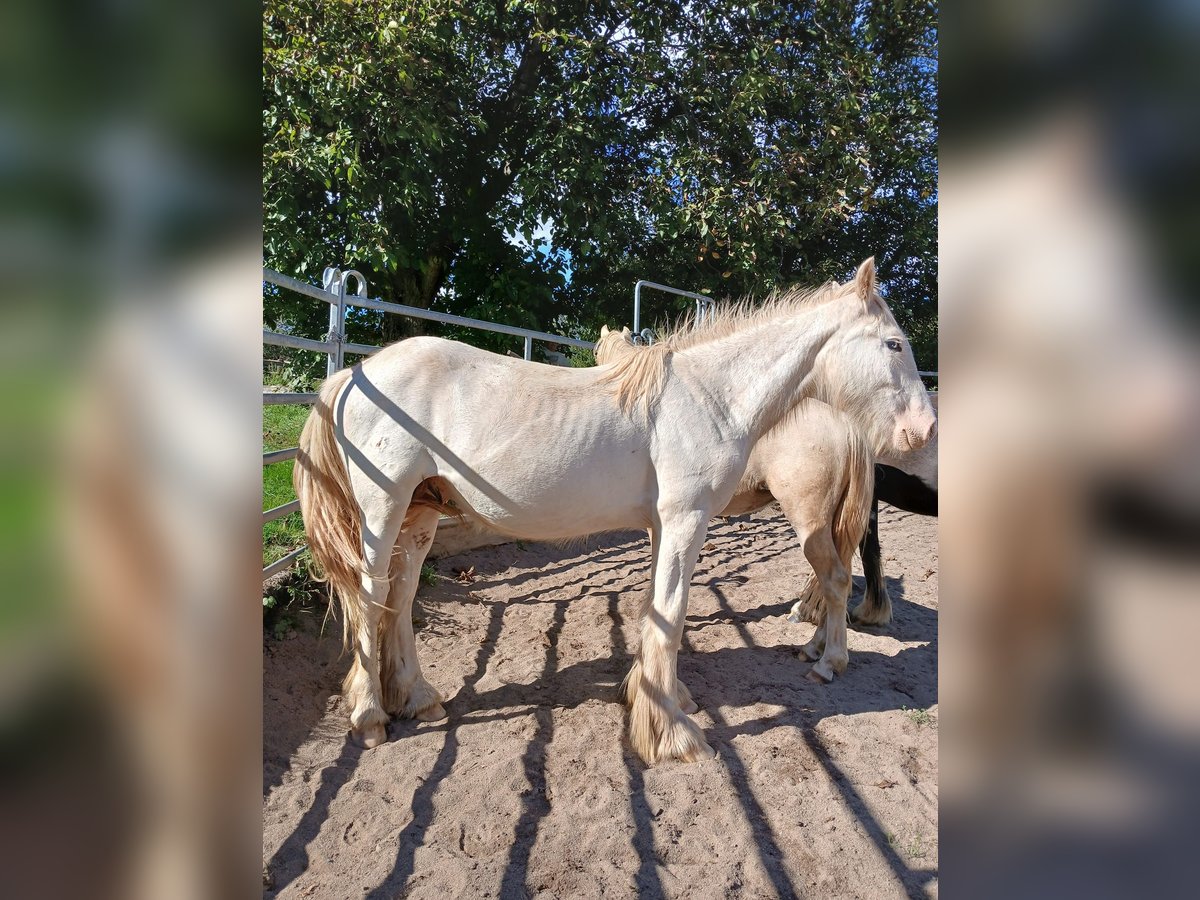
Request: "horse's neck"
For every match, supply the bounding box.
[678,307,840,442]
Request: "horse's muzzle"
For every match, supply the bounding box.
[897,414,937,453]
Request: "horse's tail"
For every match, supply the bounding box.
[295,368,464,650]
[789,427,875,625]
[294,367,364,650]
[833,427,875,569]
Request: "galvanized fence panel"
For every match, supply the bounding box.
[633,280,715,337]
[263,546,307,581]
[263,499,301,524]
[263,329,335,355]
[262,448,298,465]
[263,392,317,406]
[344,292,593,352]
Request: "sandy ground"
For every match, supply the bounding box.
[263,502,938,899]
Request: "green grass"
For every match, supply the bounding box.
[0,376,63,632]
[902,705,936,728]
[263,404,309,566]
[906,832,929,860]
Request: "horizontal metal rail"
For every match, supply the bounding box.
[263,545,307,581]
[264,269,338,306]
[263,499,301,524]
[919,371,938,378]
[263,447,298,465]
[343,340,383,356]
[263,329,336,354]
[347,294,593,349]
[634,280,713,334]
[265,267,590,358]
[263,392,317,406]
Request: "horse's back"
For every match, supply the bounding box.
[342,336,655,537]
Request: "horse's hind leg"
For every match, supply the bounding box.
[381,506,446,721]
[771,494,837,654]
[775,482,848,633]
[800,527,851,683]
[799,614,827,661]
[343,502,407,748]
[851,500,893,626]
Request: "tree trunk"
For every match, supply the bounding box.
[382,251,450,344]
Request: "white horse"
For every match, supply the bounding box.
[595,325,875,681]
[787,392,938,628]
[294,258,936,763]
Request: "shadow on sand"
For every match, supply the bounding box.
[264,515,937,898]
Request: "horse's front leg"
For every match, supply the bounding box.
[628,525,698,716]
[624,510,715,764]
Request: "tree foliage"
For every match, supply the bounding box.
[264,0,937,373]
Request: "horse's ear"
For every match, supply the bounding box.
[620,326,631,336]
[854,257,876,302]
[600,324,610,338]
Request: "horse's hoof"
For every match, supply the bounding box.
[680,740,717,763]
[652,716,715,765]
[787,612,802,624]
[401,680,445,720]
[799,643,822,662]
[851,611,891,628]
[351,722,388,748]
[679,697,699,715]
[415,702,447,722]
[807,661,839,684]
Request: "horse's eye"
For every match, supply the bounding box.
[885,339,903,352]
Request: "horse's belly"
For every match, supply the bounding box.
[440,457,651,540]
[470,506,641,541]
[718,488,774,518]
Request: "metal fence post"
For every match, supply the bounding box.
[634,279,712,334]
[523,335,533,360]
[322,267,342,377]
[320,268,367,375]
[335,270,367,373]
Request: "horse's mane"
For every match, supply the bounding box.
[599,280,847,413]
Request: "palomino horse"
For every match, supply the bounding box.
[595,325,875,682]
[294,258,935,763]
[790,392,938,627]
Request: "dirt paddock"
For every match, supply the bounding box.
[263,503,938,898]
